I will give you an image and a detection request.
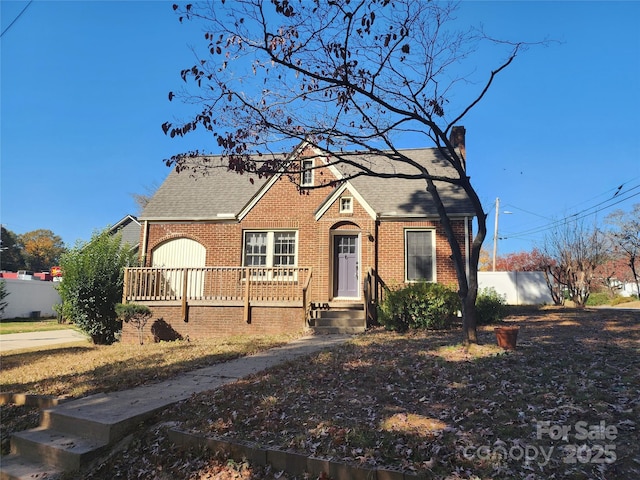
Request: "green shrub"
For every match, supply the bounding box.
[378,283,460,331]
[475,287,508,325]
[586,292,612,306]
[610,295,638,306]
[56,230,138,345]
[116,303,152,345]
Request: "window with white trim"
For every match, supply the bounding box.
[244,232,268,267]
[405,229,435,282]
[339,196,353,213]
[301,159,314,187]
[243,231,298,276]
[273,231,296,266]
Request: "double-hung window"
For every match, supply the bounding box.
[244,232,268,267]
[405,229,435,282]
[243,230,298,279]
[273,231,296,266]
[301,159,314,187]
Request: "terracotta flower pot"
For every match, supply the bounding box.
[494,326,519,350]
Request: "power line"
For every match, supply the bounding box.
[499,180,640,239]
[501,203,552,221]
[504,186,640,240]
[565,175,640,211]
[501,177,640,238]
[1,1,33,39]
[508,190,640,239]
[565,182,640,221]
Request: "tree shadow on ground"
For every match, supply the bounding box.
[166,308,639,479]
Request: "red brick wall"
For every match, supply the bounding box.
[137,158,471,339]
[121,304,305,344]
[377,219,468,290]
[142,162,381,303]
[144,223,243,267]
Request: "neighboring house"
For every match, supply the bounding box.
[109,215,141,253]
[122,129,474,342]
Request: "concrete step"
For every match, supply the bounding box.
[0,454,62,480]
[316,310,365,320]
[313,317,365,327]
[40,409,114,444]
[311,305,366,334]
[312,326,366,335]
[10,427,108,471]
[40,400,159,445]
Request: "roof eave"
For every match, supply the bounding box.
[378,212,475,221]
[138,216,239,222]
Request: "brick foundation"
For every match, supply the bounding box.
[121,303,307,344]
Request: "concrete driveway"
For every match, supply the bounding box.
[0,329,89,353]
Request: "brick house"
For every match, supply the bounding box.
[122,130,474,342]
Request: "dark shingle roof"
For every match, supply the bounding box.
[109,215,141,248]
[342,148,474,217]
[140,158,269,221]
[140,148,474,221]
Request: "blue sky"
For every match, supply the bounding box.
[1,1,639,257]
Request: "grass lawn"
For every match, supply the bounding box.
[1,307,638,479]
[0,318,78,335]
[0,332,300,455]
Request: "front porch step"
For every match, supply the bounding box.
[313,317,364,327]
[310,305,366,334]
[316,310,365,320]
[313,326,366,335]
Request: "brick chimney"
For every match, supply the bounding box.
[450,126,466,170]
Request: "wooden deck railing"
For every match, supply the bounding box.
[122,266,313,304]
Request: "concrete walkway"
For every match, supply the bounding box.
[0,329,89,353]
[1,334,351,479]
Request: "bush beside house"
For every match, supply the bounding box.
[378,284,507,332]
[378,283,460,331]
[56,230,138,344]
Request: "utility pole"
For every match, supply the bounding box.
[492,197,499,272]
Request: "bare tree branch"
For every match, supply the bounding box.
[164,0,542,344]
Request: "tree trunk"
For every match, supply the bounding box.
[424,178,482,344]
[543,267,565,306]
[461,290,478,344]
[629,256,640,299]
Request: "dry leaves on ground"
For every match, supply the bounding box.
[77,307,639,480]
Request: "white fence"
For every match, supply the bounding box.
[1,279,61,319]
[478,271,552,305]
[620,282,639,297]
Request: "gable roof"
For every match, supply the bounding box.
[337,148,473,218]
[314,182,378,221]
[140,147,474,222]
[140,158,270,221]
[108,214,141,249]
